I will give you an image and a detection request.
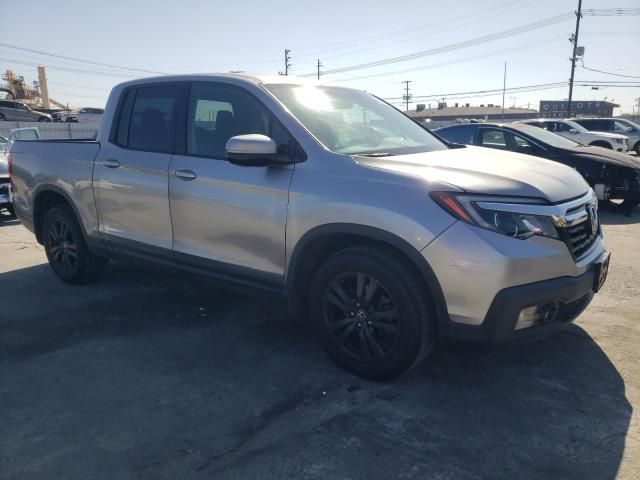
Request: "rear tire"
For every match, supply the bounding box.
[42,205,107,284]
[309,245,435,380]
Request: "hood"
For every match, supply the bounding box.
[588,131,627,140]
[563,145,640,168]
[356,146,589,204]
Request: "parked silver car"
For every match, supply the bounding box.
[572,118,640,154]
[0,100,52,122]
[9,74,609,379]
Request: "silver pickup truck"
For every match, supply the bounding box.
[9,74,609,379]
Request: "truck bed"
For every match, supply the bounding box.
[10,139,102,235]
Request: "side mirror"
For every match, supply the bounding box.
[226,134,281,167]
[569,128,579,134]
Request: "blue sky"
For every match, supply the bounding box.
[1,0,638,112]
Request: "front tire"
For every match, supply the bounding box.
[309,245,435,380]
[43,205,107,284]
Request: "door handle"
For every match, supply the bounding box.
[102,159,121,169]
[172,169,198,181]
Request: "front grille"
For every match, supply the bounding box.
[560,215,598,259]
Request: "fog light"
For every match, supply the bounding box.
[515,306,540,330]
[515,303,559,330]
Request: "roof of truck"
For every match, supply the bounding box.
[115,73,341,89]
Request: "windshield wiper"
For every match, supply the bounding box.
[356,152,395,157]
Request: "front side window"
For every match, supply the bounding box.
[265,84,447,156]
[127,84,178,153]
[187,83,296,160]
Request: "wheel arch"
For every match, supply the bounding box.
[32,185,86,244]
[589,140,612,149]
[285,223,449,327]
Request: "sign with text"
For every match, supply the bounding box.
[539,101,617,118]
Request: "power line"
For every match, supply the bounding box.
[298,13,573,77]
[579,63,640,79]
[0,42,166,75]
[332,34,567,83]
[0,56,136,78]
[382,82,568,101]
[291,0,535,63]
[583,8,640,16]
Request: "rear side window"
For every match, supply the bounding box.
[437,125,476,144]
[479,129,508,149]
[576,119,610,131]
[111,84,179,153]
[128,85,178,153]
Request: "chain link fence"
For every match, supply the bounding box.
[0,121,99,140]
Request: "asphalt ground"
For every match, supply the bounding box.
[1,208,638,480]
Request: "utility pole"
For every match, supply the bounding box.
[567,0,583,117]
[279,49,291,76]
[501,61,507,120]
[317,59,322,80]
[402,80,412,111]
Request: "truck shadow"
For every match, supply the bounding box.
[599,205,640,225]
[0,262,632,480]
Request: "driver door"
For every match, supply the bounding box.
[168,82,297,287]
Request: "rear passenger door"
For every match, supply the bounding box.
[168,82,296,287]
[94,83,180,255]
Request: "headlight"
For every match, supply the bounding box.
[615,139,623,144]
[431,192,559,240]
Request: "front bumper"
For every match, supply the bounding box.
[438,268,600,347]
[0,179,11,208]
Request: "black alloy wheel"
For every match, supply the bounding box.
[324,272,400,361]
[47,216,79,276]
[43,205,108,284]
[310,245,435,380]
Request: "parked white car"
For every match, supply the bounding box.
[519,119,629,152]
[572,118,640,155]
[52,107,104,123]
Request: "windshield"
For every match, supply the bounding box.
[517,124,581,148]
[264,84,447,155]
[565,120,589,133]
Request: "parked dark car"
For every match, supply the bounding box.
[434,122,640,211]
